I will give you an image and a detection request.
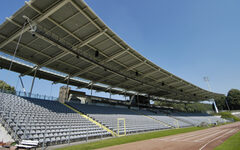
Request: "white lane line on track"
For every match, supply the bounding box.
[199,129,236,150]
[163,130,210,140]
[177,129,221,141]
[168,129,219,141]
[157,129,222,142]
[157,139,201,143]
[194,129,228,142]
[166,129,228,143]
[161,129,227,143]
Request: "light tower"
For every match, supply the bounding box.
[203,77,219,113]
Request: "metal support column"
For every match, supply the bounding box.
[109,89,112,99]
[65,76,70,102]
[225,99,231,111]
[29,69,37,97]
[137,94,139,109]
[211,99,219,113]
[203,77,219,113]
[19,75,27,96]
[91,83,93,97]
[124,91,126,101]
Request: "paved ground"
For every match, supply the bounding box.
[98,122,240,150]
[0,124,14,143]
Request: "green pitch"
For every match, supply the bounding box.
[215,131,240,150]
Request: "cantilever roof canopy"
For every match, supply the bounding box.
[0,55,134,97]
[0,0,224,101]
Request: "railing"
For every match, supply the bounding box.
[0,89,58,101]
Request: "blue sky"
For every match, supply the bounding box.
[0,0,239,98]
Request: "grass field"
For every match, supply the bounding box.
[214,131,240,150]
[56,127,205,150]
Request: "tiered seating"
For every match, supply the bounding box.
[138,110,192,128]
[0,92,230,147]
[67,102,170,134]
[170,112,227,126]
[0,93,110,145]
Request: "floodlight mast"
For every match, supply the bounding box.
[203,77,219,113]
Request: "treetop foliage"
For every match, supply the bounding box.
[155,89,240,112]
[0,80,16,93]
[226,89,240,110]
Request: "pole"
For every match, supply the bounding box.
[109,88,111,99]
[15,76,19,94]
[65,76,70,102]
[225,99,230,111]
[212,99,219,113]
[203,77,219,113]
[137,94,139,109]
[9,22,26,71]
[124,91,126,101]
[19,75,27,96]
[91,83,93,97]
[29,69,37,97]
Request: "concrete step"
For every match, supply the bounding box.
[0,124,14,143]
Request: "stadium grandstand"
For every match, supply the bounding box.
[0,0,230,149]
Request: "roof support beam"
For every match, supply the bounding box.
[70,48,129,78]
[176,84,192,89]
[197,92,209,96]
[154,76,170,83]
[25,1,135,84]
[33,28,156,90]
[141,69,159,78]
[184,88,199,93]
[126,60,146,71]
[40,52,68,67]
[69,1,102,31]
[95,74,117,83]
[96,61,155,83]
[98,66,160,88]
[18,1,100,76]
[74,29,107,49]
[167,80,182,86]
[3,19,107,80]
[0,55,137,97]
[22,24,105,76]
[20,66,38,77]
[0,0,70,49]
[107,49,128,61]
[1,0,73,76]
[194,90,206,94]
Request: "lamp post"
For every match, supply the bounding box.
[203,77,219,113]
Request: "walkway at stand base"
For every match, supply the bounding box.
[97,122,240,150]
[0,124,14,143]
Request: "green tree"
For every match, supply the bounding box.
[227,89,240,110]
[0,80,16,94]
[215,96,227,110]
[154,101,212,112]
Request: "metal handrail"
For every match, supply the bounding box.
[0,89,58,101]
